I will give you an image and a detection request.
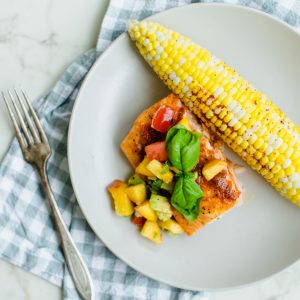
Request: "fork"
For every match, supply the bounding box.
[2,89,95,300]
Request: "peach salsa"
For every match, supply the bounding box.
[108,94,241,244]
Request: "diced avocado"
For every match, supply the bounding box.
[128,174,145,186]
[149,194,172,221]
[155,212,172,222]
[146,159,173,183]
[135,201,157,221]
[177,117,191,130]
[158,219,184,235]
[202,159,227,181]
[141,221,162,244]
[161,181,174,193]
[136,157,155,177]
[108,180,134,217]
[160,164,170,174]
[125,183,146,205]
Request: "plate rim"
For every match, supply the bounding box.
[68,3,300,292]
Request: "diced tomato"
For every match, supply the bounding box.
[151,105,175,133]
[145,141,168,162]
[131,216,146,228]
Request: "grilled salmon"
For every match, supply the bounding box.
[121,94,241,236]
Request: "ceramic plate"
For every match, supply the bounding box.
[68,4,300,291]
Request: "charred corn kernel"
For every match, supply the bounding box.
[128,20,300,206]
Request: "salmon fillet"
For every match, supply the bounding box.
[121,94,241,235]
[121,94,183,168]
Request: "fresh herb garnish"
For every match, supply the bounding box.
[171,173,203,221]
[149,179,163,194]
[166,125,201,172]
[165,125,203,221]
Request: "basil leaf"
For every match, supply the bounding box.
[167,129,190,170]
[166,125,200,172]
[171,174,203,222]
[181,133,200,171]
[166,125,186,145]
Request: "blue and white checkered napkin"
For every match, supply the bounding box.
[0,1,299,299]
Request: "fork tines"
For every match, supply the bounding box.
[2,88,47,148]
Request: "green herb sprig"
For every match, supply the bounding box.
[166,125,203,221]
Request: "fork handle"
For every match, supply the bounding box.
[38,166,95,300]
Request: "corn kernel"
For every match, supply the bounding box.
[254,151,263,160]
[220,124,227,132]
[265,172,274,180]
[219,110,227,119]
[285,165,295,176]
[254,138,264,149]
[275,182,283,190]
[236,136,243,145]
[215,120,222,127]
[276,154,285,165]
[241,141,248,149]
[233,121,242,131]
[271,165,281,174]
[224,112,233,123]
[260,156,268,165]
[261,168,268,176]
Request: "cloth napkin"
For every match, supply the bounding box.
[0,0,299,299]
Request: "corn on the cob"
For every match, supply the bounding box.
[128,20,300,206]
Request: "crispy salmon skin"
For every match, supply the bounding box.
[121,94,241,235]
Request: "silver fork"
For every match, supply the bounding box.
[2,89,95,300]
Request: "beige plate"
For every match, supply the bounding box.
[68,3,300,291]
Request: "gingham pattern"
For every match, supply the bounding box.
[0,1,299,299]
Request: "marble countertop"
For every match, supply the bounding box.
[0,0,299,299]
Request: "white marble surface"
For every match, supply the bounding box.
[0,0,299,299]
